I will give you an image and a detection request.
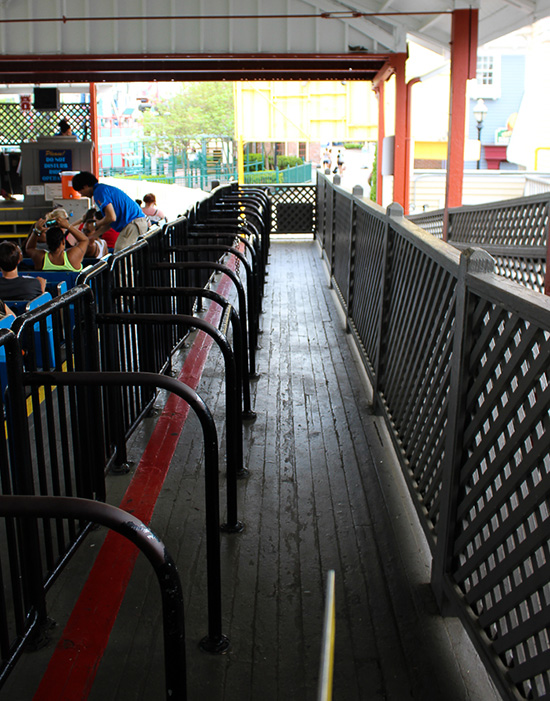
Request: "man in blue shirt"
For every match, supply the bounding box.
[71,172,148,252]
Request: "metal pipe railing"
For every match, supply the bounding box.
[95,313,245,532]
[24,370,229,653]
[0,495,186,700]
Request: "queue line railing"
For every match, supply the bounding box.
[0,494,187,701]
[0,185,270,691]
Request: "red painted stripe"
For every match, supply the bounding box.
[34,265,238,700]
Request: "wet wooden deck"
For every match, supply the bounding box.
[2,238,500,700]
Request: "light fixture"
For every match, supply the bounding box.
[473,98,488,169]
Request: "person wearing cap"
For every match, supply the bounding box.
[71,172,148,253]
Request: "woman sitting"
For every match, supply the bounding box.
[26,215,89,272]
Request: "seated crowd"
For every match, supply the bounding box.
[0,172,165,314]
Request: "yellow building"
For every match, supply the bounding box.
[234,80,378,166]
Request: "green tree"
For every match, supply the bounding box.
[370,144,377,202]
[140,82,234,149]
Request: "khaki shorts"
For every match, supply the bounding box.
[113,217,148,253]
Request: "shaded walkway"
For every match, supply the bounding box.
[1,239,500,700]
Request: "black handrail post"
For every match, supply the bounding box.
[3,333,49,630]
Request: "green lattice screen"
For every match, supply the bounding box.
[0,103,91,146]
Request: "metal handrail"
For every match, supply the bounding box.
[0,495,186,700]
[24,369,228,654]
[95,312,245,531]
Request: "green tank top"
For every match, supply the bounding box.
[42,251,82,272]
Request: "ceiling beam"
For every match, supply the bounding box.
[0,53,391,83]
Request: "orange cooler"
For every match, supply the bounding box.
[60,171,81,199]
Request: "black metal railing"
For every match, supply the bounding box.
[318,171,550,701]
[0,185,270,693]
[0,495,186,700]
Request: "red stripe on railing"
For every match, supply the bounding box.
[33,268,236,700]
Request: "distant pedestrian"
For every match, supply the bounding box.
[337,150,345,175]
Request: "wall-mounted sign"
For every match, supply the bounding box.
[25,184,45,195]
[39,149,72,183]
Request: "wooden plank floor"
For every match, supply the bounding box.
[1,238,501,701]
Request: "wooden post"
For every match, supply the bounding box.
[431,248,495,611]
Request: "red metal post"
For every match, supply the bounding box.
[444,8,479,240]
[375,82,385,206]
[392,53,407,208]
[404,77,421,215]
[89,82,100,177]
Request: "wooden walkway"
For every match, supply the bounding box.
[2,239,500,700]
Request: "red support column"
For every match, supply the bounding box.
[444,8,479,239]
[404,77,420,215]
[392,54,407,208]
[89,82,100,177]
[375,82,385,206]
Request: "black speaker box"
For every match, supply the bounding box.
[33,87,60,111]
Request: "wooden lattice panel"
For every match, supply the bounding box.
[407,211,445,239]
[451,200,549,247]
[452,298,550,699]
[333,191,352,306]
[0,103,91,145]
[493,255,547,293]
[350,206,386,382]
[271,185,316,233]
[379,230,458,539]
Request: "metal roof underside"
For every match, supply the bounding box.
[0,0,549,82]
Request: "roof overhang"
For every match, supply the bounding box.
[0,53,392,83]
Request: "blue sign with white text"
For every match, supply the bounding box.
[39,149,72,182]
